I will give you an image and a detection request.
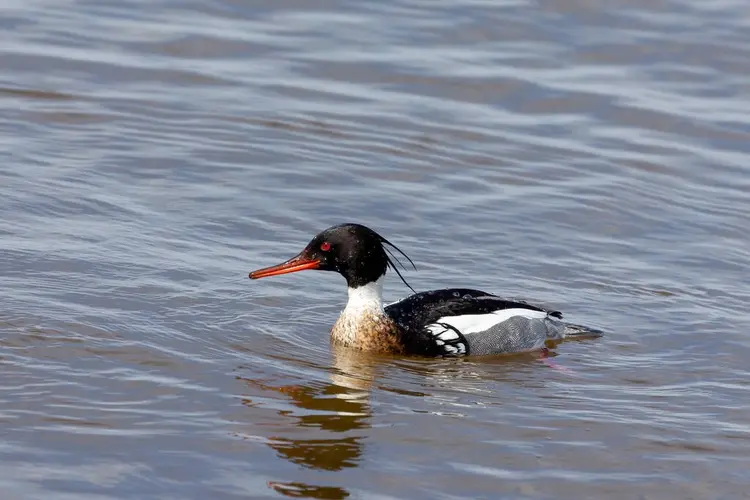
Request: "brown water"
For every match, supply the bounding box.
[2,0,750,498]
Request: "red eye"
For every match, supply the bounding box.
[320,242,331,252]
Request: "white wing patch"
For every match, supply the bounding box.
[436,308,547,336]
[425,308,549,356]
[426,323,467,355]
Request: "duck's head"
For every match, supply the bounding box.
[249,223,415,290]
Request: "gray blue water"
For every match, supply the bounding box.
[1,0,749,498]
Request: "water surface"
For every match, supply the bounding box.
[1,0,749,498]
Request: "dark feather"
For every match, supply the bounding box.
[378,235,417,293]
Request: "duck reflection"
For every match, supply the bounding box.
[266,481,350,499]
[235,338,553,499]
[237,344,381,472]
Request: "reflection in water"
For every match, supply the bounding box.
[237,346,385,498]
[236,336,595,499]
[240,346,378,470]
[267,481,350,499]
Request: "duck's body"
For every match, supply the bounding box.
[249,223,600,357]
[330,278,576,357]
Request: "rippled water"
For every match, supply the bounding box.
[2,0,749,498]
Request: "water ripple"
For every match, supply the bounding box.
[1,0,750,498]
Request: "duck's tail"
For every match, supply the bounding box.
[563,323,604,339]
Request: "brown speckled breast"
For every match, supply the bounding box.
[330,311,406,355]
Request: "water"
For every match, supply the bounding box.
[1,0,749,498]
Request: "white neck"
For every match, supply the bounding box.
[343,275,385,315]
[332,275,387,346]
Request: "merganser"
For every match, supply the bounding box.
[249,223,601,357]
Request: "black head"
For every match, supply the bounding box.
[249,223,416,290]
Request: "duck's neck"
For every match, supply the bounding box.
[332,275,400,350]
[344,276,385,316]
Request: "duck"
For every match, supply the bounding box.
[249,223,601,357]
